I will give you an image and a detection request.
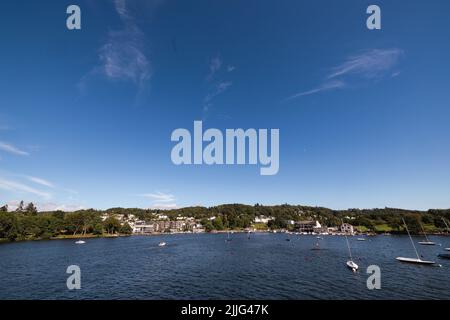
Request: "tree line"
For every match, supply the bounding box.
[1,202,450,241]
[0,202,132,241]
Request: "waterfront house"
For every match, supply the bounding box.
[340,223,354,235]
[254,215,274,224]
[295,220,322,233]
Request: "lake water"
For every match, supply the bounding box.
[1,233,449,300]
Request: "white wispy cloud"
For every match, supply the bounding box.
[285,48,403,101]
[204,81,233,104]
[327,48,403,79]
[137,191,175,202]
[37,202,85,212]
[0,141,29,156]
[137,191,177,209]
[149,203,178,210]
[99,27,151,85]
[207,55,223,81]
[0,178,51,199]
[80,0,153,92]
[26,176,55,188]
[4,200,84,212]
[114,0,129,20]
[203,56,235,119]
[285,80,346,100]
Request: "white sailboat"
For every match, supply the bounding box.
[397,218,435,265]
[342,220,358,272]
[418,222,435,245]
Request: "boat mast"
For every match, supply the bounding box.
[420,222,430,242]
[342,219,353,261]
[441,217,450,233]
[402,217,420,260]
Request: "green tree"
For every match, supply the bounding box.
[201,218,214,232]
[25,202,38,216]
[15,201,24,213]
[119,222,133,235]
[0,212,19,240]
[212,216,224,230]
[0,204,8,212]
[103,217,121,234]
[92,223,104,235]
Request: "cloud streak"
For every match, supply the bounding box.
[0,178,51,199]
[99,26,151,85]
[37,202,85,212]
[203,56,234,119]
[137,191,175,202]
[285,80,346,100]
[26,176,55,188]
[207,56,223,81]
[327,48,403,80]
[137,191,177,209]
[0,141,29,156]
[286,48,403,100]
[80,0,153,92]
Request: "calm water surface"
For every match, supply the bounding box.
[1,233,449,299]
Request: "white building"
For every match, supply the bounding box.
[254,215,274,224]
[341,223,354,234]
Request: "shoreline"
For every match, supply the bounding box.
[1,230,449,244]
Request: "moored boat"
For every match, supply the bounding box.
[342,219,358,273]
[418,241,436,245]
[396,257,435,265]
[418,223,435,245]
[346,260,359,272]
[397,218,435,266]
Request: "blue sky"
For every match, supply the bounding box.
[1,0,450,211]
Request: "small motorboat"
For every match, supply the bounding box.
[316,236,322,239]
[445,248,450,251]
[438,253,450,259]
[396,257,435,265]
[357,238,366,241]
[346,260,359,272]
[285,238,291,241]
[75,240,86,244]
[158,242,166,247]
